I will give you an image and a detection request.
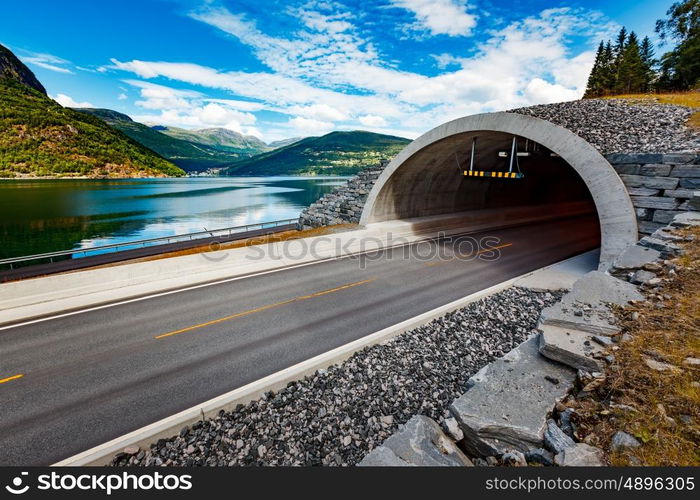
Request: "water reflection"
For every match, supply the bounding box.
[0,176,347,259]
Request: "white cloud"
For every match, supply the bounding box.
[111,5,614,139]
[288,116,335,136]
[391,0,477,37]
[123,79,258,133]
[118,93,128,100]
[358,114,387,127]
[53,93,93,108]
[22,52,73,74]
[286,103,347,122]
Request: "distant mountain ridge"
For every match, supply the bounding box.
[155,126,268,154]
[222,130,410,176]
[76,109,248,172]
[76,110,305,172]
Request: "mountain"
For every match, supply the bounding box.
[155,126,269,155]
[75,109,245,171]
[222,130,410,176]
[0,45,183,178]
[0,44,46,94]
[268,137,303,149]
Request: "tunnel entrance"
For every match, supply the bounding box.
[360,112,638,268]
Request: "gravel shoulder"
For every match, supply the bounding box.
[111,287,563,466]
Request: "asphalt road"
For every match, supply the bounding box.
[0,214,600,465]
[0,223,297,283]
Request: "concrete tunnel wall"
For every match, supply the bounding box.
[360,112,639,268]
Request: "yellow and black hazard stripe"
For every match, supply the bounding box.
[464,170,524,178]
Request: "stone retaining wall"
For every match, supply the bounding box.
[608,153,700,234]
[297,161,387,229]
[298,154,700,236]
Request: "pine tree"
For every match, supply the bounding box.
[602,41,616,94]
[614,27,628,61]
[584,41,606,97]
[639,36,656,91]
[616,31,647,93]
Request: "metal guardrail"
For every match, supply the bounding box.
[0,218,298,268]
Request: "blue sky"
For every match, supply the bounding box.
[1,0,674,141]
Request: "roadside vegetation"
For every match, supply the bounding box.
[573,226,700,466]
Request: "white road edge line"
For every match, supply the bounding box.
[0,223,524,331]
[52,252,582,467]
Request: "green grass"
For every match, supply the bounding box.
[0,80,184,178]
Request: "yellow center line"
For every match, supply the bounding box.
[424,242,513,267]
[155,278,375,340]
[0,374,24,384]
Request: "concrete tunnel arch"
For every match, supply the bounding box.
[360,112,638,268]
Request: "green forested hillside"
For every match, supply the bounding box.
[75,108,244,171]
[156,126,269,156]
[0,80,184,178]
[222,130,409,176]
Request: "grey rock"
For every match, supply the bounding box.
[554,444,606,466]
[663,153,697,164]
[614,164,641,175]
[540,271,641,335]
[631,269,657,285]
[650,228,684,242]
[639,164,672,176]
[631,196,680,210]
[682,357,700,367]
[358,415,473,467]
[639,236,682,256]
[564,271,643,306]
[670,211,700,228]
[358,446,413,466]
[524,448,554,466]
[638,220,666,235]
[670,165,700,178]
[559,408,575,438]
[450,337,576,457]
[653,210,685,224]
[622,175,680,190]
[611,431,641,451]
[635,207,652,220]
[612,245,661,271]
[592,335,614,346]
[502,451,527,466]
[444,417,464,442]
[663,189,697,199]
[538,324,603,372]
[627,187,661,197]
[543,419,575,454]
[680,178,700,189]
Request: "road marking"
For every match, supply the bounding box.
[155,278,374,340]
[0,227,481,332]
[0,373,24,384]
[424,242,513,267]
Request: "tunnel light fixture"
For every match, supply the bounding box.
[464,170,524,178]
[498,152,531,157]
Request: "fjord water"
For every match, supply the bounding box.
[0,176,347,259]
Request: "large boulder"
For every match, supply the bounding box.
[449,337,576,457]
[358,415,472,467]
